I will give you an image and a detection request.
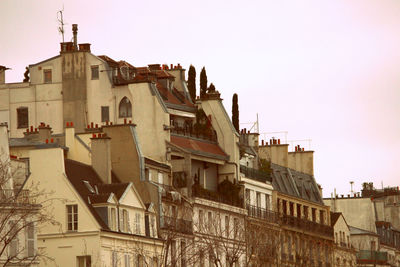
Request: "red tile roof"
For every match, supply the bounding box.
[170,135,228,161]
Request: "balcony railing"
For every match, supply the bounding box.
[246,205,278,224]
[279,214,333,238]
[161,216,193,235]
[356,250,388,264]
[240,165,272,183]
[192,185,244,208]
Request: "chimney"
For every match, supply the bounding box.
[38,122,52,142]
[72,24,78,51]
[91,133,112,184]
[78,43,91,52]
[288,148,314,175]
[0,65,7,84]
[258,140,289,167]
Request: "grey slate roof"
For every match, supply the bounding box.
[349,225,378,236]
[271,163,323,204]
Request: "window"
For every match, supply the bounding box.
[312,208,316,222]
[208,212,212,232]
[124,254,130,267]
[77,256,91,267]
[26,222,35,257]
[67,204,78,231]
[181,240,186,267]
[303,206,309,220]
[245,189,250,206]
[110,207,117,231]
[135,213,141,235]
[119,97,132,118]
[150,216,156,237]
[265,194,270,210]
[256,192,261,208]
[9,221,18,257]
[101,106,109,122]
[199,210,204,229]
[17,107,28,128]
[319,210,324,224]
[122,209,130,233]
[233,218,239,238]
[44,69,52,83]
[112,251,117,267]
[171,241,176,266]
[91,65,99,80]
[225,215,229,238]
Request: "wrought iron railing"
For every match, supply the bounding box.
[279,214,333,238]
[161,216,193,235]
[240,165,272,183]
[192,185,244,208]
[246,205,278,224]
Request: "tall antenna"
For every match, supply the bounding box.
[57,8,65,42]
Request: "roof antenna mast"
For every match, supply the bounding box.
[57,8,65,42]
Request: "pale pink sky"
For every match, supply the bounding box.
[1,0,399,197]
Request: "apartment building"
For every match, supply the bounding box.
[324,184,400,266]
[0,124,40,267]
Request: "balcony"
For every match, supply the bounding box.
[246,205,278,224]
[279,214,333,238]
[192,184,244,209]
[240,165,272,183]
[356,250,388,265]
[161,216,193,235]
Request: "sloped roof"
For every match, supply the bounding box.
[64,159,130,230]
[349,225,378,236]
[331,212,342,226]
[170,134,229,161]
[271,163,323,204]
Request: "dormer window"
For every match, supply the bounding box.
[119,97,132,118]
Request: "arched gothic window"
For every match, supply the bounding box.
[119,97,132,118]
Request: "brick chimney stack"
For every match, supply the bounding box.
[72,24,78,51]
[91,133,112,184]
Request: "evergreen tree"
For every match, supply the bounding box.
[187,65,196,101]
[232,93,239,132]
[200,67,208,98]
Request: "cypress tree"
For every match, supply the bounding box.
[200,67,208,98]
[232,93,239,132]
[187,65,196,101]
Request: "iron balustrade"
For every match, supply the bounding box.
[161,216,193,235]
[192,186,244,208]
[279,214,333,238]
[246,204,278,224]
[240,165,272,183]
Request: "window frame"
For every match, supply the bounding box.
[91,65,99,80]
[67,204,78,231]
[17,107,29,129]
[43,69,52,83]
[101,106,109,122]
[119,97,132,118]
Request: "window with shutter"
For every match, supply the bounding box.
[17,107,28,129]
[119,97,132,118]
[9,221,18,258]
[26,222,35,257]
[135,213,141,235]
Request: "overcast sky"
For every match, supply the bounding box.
[1,0,399,197]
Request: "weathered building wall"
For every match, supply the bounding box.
[258,144,289,168]
[62,52,88,133]
[288,150,314,176]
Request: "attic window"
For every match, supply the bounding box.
[44,69,52,83]
[119,97,132,118]
[83,180,95,194]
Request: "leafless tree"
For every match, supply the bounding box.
[0,155,58,266]
[194,210,247,267]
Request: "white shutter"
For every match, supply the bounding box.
[119,208,123,232]
[26,222,35,257]
[127,211,131,233]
